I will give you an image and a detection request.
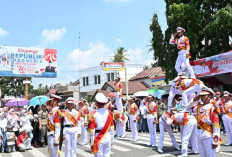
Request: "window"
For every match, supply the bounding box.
[107,73,115,81]
[94,75,101,84]
[107,73,110,81]
[83,77,89,86]
[98,75,101,84]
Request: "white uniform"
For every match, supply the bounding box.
[80,105,89,144]
[47,107,61,157]
[180,78,204,109]
[189,102,220,157]
[145,101,157,146]
[216,99,232,144]
[171,112,198,155]
[169,35,195,78]
[121,113,128,137]
[88,108,114,157]
[115,82,123,112]
[63,108,81,157]
[158,114,179,150]
[129,103,139,141]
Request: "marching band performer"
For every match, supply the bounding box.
[80,102,89,145]
[114,77,123,112]
[187,87,220,157]
[216,91,232,146]
[62,97,81,157]
[128,97,139,142]
[158,112,180,154]
[167,110,198,156]
[46,94,62,157]
[88,93,114,157]
[145,95,157,147]
[169,27,195,78]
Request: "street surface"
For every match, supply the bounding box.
[0,132,231,157]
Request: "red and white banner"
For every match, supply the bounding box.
[191,50,232,77]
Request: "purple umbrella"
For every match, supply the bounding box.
[5,98,29,107]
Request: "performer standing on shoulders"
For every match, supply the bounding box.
[169,27,195,78]
[88,93,114,157]
[114,77,123,112]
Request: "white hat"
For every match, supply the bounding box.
[178,72,185,76]
[166,118,174,125]
[200,86,215,97]
[19,127,25,133]
[223,91,230,96]
[95,93,108,104]
[65,97,74,104]
[50,94,62,100]
[177,27,185,33]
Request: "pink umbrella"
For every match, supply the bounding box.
[5,98,29,107]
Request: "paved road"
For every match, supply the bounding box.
[0,132,231,157]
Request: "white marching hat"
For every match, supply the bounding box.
[200,86,215,97]
[65,97,74,104]
[50,94,62,100]
[223,91,230,96]
[95,93,108,104]
[177,27,185,33]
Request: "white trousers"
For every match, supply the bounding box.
[222,114,232,144]
[182,84,202,109]
[197,136,216,157]
[48,135,58,157]
[168,87,182,111]
[81,125,88,143]
[121,122,127,137]
[181,118,198,155]
[115,92,123,112]
[175,50,195,78]
[158,120,179,149]
[94,142,111,157]
[147,118,156,145]
[64,127,78,157]
[115,121,123,137]
[129,114,138,141]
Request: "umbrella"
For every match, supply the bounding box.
[108,92,116,98]
[5,98,29,107]
[133,91,150,97]
[147,88,159,95]
[153,89,167,99]
[29,96,50,106]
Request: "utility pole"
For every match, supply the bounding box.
[125,64,129,99]
[78,32,81,101]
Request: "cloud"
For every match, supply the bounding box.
[66,42,111,70]
[41,27,66,43]
[102,0,131,2]
[0,27,9,36]
[115,38,123,43]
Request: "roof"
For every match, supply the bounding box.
[129,67,165,81]
[102,81,149,95]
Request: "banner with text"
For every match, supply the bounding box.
[102,62,125,71]
[191,50,232,77]
[0,46,57,77]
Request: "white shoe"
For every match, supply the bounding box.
[175,146,181,151]
[189,151,198,154]
[158,148,163,154]
[147,144,152,147]
[224,143,232,146]
[151,144,156,147]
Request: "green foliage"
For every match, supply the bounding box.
[111,47,129,63]
[150,1,232,81]
[0,77,33,98]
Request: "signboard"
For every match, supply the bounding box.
[191,50,232,77]
[151,76,165,85]
[0,46,57,77]
[102,62,125,71]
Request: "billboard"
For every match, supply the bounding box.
[191,50,232,77]
[0,46,57,78]
[102,62,125,71]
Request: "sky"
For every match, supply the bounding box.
[0,0,167,87]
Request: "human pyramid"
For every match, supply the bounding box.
[43,27,231,157]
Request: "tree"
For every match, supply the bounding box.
[0,77,33,98]
[143,65,150,70]
[111,47,129,62]
[150,1,232,81]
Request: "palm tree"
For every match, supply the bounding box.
[111,47,129,62]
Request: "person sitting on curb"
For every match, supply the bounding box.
[16,128,32,152]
